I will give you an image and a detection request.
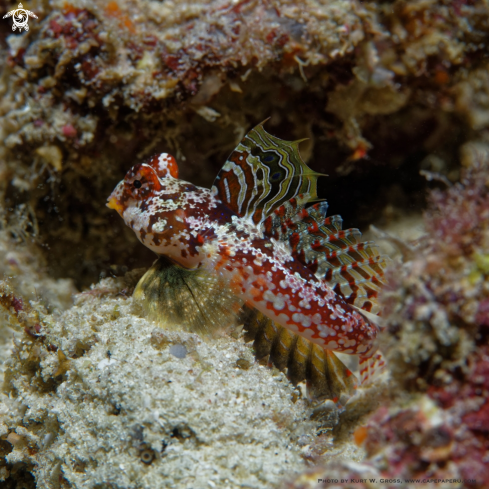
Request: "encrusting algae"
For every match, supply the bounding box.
[107,123,388,405]
[282,141,489,489]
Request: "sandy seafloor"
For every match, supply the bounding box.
[0,235,374,488]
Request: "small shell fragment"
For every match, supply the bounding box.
[169,344,187,359]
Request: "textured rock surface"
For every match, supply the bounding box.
[1,0,489,487]
[1,0,488,287]
[0,273,372,488]
[2,276,313,488]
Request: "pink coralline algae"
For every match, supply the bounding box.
[356,348,489,488]
[284,145,489,488]
[360,148,489,488]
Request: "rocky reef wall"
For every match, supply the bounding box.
[1,0,488,287]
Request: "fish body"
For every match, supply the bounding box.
[108,125,386,384]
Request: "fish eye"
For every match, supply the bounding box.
[133,180,142,189]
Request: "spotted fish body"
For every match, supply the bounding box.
[108,124,386,384]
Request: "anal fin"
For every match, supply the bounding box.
[240,305,358,405]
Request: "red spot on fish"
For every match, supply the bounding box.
[289,232,300,250]
[275,206,286,217]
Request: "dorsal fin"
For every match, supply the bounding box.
[211,123,322,225]
[262,200,388,316]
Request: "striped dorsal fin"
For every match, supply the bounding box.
[211,123,322,225]
[262,200,387,315]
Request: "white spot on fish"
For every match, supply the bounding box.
[152,219,168,233]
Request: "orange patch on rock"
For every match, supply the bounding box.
[353,425,368,446]
[105,1,135,33]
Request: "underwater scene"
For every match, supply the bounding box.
[0,1,488,488]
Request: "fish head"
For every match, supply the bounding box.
[107,153,217,268]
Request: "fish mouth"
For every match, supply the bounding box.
[107,181,125,215]
[106,194,124,215]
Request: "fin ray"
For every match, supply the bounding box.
[134,256,243,335]
[240,306,358,404]
[261,198,388,315]
[359,350,386,385]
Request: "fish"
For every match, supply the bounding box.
[107,122,387,397]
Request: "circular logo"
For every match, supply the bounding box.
[3,3,38,32]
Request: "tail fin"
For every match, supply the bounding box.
[359,350,386,385]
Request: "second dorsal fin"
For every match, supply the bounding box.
[262,200,387,315]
